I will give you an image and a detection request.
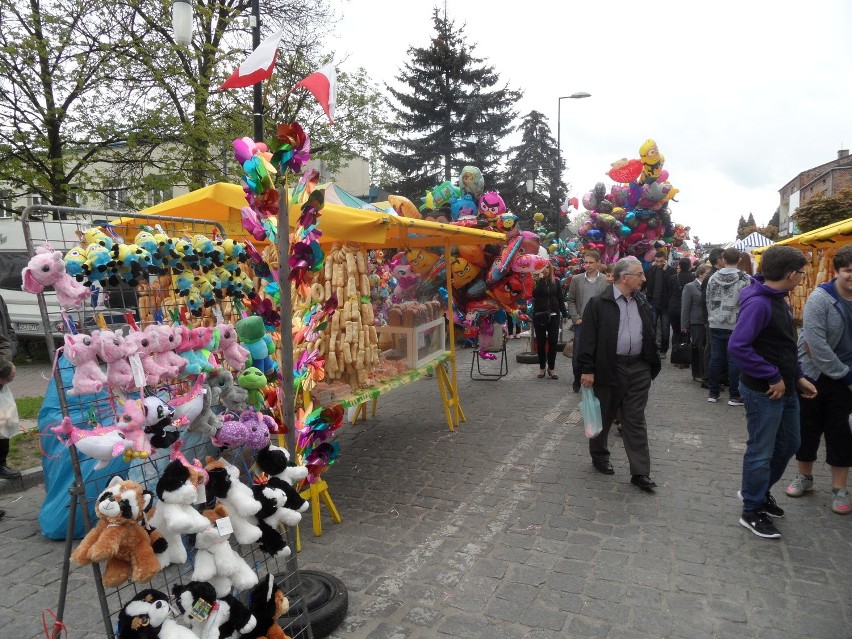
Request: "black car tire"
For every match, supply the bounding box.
[279,570,348,639]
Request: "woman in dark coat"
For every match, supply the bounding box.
[668,257,696,347]
[532,263,568,379]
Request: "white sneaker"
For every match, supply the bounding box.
[831,488,851,515]
[785,474,814,497]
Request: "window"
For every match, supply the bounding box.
[0,252,32,291]
[106,181,130,210]
[0,191,13,218]
[150,185,173,206]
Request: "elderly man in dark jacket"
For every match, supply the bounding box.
[577,257,661,490]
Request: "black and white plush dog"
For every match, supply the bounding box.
[116,588,197,638]
[172,580,257,639]
[255,444,309,486]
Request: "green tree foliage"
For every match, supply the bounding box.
[382,9,522,201]
[501,111,564,231]
[736,215,747,239]
[792,189,852,232]
[746,212,756,227]
[768,208,780,230]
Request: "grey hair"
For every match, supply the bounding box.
[613,257,639,282]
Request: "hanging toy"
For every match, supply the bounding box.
[22,245,90,309]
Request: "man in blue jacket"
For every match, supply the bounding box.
[729,246,817,539]
[785,244,852,515]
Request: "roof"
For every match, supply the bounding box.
[752,217,852,255]
[733,231,773,250]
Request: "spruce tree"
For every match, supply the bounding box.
[736,215,747,239]
[382,9,521,201]
[501,110,564,231]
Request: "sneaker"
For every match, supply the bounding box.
[727,396,744,406]
[785,474,814,497]
[739,511,781,539]
[831,488,851,515]
[763,493,784,518]
[707,394,720,403]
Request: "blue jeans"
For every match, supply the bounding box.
[739,383,801,514]
[708,328,740,399]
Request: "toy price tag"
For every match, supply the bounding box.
[128,354,146,389]
[188,598,213,622]
[195,484,206,504]
[215,516,233,536]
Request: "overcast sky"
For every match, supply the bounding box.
[330,0,852,245]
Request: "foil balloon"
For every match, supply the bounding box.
[458,166,485,197]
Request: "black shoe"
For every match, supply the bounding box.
[593,460,615,475]
[0,465,21,479]
[631,475,657,489]
[763,493,784,518]
[572,381,581,393]
[700,381,709,389]
[739,511,780,539]
[0,509,5,520]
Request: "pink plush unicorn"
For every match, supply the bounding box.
[91,329,135,391]
[22,245,90,309]
[125,329,168,387]
[114,399,152,460]
[216,321,249,370]
[147,324,187,380]
[64,333,107,396]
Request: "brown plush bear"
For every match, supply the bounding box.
[70,476,162,587]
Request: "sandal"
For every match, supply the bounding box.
[548,371,559,380]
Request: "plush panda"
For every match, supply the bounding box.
[173,581,257,639]
[116,589,197,639]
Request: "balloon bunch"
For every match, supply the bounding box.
[573,139,685,266]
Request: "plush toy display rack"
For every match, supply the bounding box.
[22,205,314,639]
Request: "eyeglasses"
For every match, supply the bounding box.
[625,271,645,278]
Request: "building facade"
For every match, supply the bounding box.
[778,149,852,237]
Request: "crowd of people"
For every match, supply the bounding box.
[523,243,852,539]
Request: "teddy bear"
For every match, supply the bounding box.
[92,329,136,391]
[191,503,259,597]
[147,457,210,568]
[204,458,263,545]
[173,580,257,639]
[242,573,292,639]
[216,321,250,370]
[125,329,169,387]
[116,588,198,639]
[21,244,90,308]
[70,476,161,587]
[146,324,188,380]
[63,333,108,396]
[236,316,279,378]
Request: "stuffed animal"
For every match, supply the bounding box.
[147,457,210,567]
[63,246,88,280]
[212,410,274,450]
[115,400,153,461]
[176,326,215,376]
[51,416,133,470]
[186,383,222,437]
[216,322,250,370]
[70,476,161,587]
[236,316,278,378]
[117,588,198,639]
[21,245,90,308]
[191,503,259,597]
[204,458,263,545]
[63,333,108,396]
[242,573,291,639]
[92,329,136,391]
[173,581,257,639]
[255,445,308,487]
[140,396,180,450]
[125,329,169,387]
[206,370,248,414]
[237,367,267,408]
[169,374,208,427]
[147,324,188,380]
[81,244,115,285]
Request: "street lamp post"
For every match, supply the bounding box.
[556,92,591,242]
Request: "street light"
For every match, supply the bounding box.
[556,92,591,241]
[172,0,193,45]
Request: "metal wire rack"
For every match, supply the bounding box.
[22,205,313,639]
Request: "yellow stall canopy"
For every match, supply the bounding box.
[753,217,852,255]
[139,182,506,249]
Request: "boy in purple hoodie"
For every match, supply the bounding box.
[729,245,817,539]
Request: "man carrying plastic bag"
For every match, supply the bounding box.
[577,257,661,491]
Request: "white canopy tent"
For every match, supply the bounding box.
[732,231,773,253]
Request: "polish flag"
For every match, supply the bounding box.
[220,28,285,90]
[293,64,337,124]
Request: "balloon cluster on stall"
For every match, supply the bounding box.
[383,167,550,352]
[573,139,688,266]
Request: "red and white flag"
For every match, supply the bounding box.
[293,64,337,124]
[220,28,285,90]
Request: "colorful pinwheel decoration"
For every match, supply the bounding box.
[288,190,325,296]
[251,295,280,330]
[272,122,311,175]
[296,404,343,483]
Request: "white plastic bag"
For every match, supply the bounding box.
[0,385,19,439]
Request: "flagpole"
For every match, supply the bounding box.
[251,0,263,141]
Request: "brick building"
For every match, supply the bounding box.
[778,149,852,237]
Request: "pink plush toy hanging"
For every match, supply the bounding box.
[22,245,90,309]
[125,329,168,387]
[216,321,249,369]
[92,329,136,391]
[146,324,187,380]
[115,399,153,460]
[51,416,133,469]
[63,333,108,396]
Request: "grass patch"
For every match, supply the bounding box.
[16,396,43,420]
[8,427,42,471]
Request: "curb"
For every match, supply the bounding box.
[0,465,43,495]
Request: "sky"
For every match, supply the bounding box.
[328,0,852,246]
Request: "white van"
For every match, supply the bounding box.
[0,217,137,353]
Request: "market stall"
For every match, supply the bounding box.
[753,217,852,319]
